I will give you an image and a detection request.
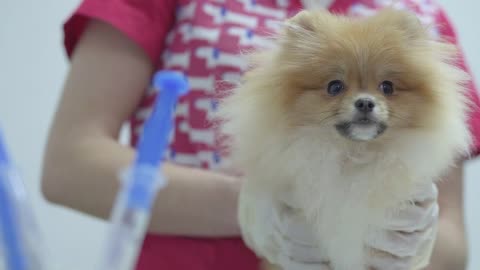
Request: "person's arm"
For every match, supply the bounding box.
[426,161,468,270]
[41,19,241,237]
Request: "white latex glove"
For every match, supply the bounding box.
[272,202,332,270]
[256,200,331,270]
[239,186,331,270]
[365,183,439,270]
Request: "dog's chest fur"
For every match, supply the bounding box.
[242,137,428,270]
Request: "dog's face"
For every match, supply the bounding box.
[273,9,451,141]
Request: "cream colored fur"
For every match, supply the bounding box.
[217,8,473,270]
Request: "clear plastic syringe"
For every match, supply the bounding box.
[0,129,48,270]
[97,70,189,270]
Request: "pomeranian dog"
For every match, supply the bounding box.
[218,7,472,270]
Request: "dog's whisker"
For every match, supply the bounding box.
[317,113,340,124]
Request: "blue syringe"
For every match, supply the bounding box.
[98,70,189,270]
[0,129,48,270]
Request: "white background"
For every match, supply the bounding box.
[0,0,478,269]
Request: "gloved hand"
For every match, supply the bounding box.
[365,183,439,270]
[248,183,438,270]
[238,188,331,270]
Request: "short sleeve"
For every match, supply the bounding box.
[63,0,177,65]
[436,9,480,158]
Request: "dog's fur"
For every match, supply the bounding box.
[218,8,473,270]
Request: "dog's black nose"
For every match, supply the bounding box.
[355,98,375,113]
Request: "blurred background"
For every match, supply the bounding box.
[0,0,479,269]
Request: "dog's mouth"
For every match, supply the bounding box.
[335,117,387,141]
[352,116,376,125]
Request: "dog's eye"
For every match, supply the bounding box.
[327,80,345,96]
[379,81,394,95]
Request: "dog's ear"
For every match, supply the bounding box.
[284,10,316,34]
[282,9,333,41]
[375,8,428,41]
